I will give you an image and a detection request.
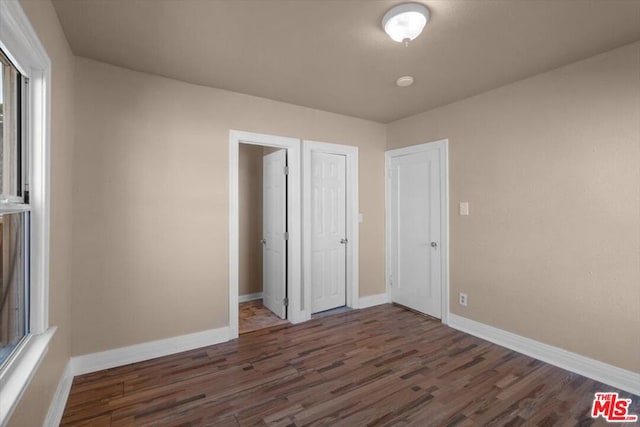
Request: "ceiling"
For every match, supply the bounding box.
[52,0,640,123]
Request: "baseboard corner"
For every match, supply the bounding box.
[238,292,263,303]
[43,360,73,427]
[358,293,389,309]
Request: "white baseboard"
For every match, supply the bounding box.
[358,293,389,309]
[43,360,73,427]
[448,313,640,396]
[238,292,263,303]
[71,326,231,376]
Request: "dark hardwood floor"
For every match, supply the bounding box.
[60,304,638,426]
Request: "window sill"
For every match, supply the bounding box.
[0,203,30,214]
[0,326,56,425]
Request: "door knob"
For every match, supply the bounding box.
[430,241,438,248]
[260,239,266,245]
[340,238,348,244]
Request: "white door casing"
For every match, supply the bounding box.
[386,140,449,320]
[262,149,287,319]
[310,152,347,313]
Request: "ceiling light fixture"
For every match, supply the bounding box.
[396,76,414,87]
[382,2,430,46]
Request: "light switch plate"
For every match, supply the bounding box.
[459,202,469,216]
[358,213,364,223]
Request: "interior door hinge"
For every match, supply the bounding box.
[284,231,289,240]
[283,166,289,175]
[283,297,289,306]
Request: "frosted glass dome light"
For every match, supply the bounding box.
[382,3,430,45]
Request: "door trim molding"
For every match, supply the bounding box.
[385,139,450,324]
[229,130,303,339]
[302,140,359,317]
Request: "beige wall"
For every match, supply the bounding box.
[239,143,263,296]
[8,1,75,426]
[387,41,640,372]
[72,57,387,355]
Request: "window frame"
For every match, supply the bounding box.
[0,0,53,424]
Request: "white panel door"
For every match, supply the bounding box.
[311,152,347,313]
[389,149,442,318]
[262,149,287,319]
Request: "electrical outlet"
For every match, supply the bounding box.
[459,292,468,306]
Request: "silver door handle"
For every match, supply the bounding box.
[430,242,438,248]
[260,239,266,245]
[340,238,348,244]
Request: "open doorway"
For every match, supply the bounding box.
[229,130,302,339]
[238,144,289,334]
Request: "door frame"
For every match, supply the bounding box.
[229,130,303,339]
[385,139,450,324]
[303,140,359,316]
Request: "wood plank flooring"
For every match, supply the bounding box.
[239,300,288,335]
[60,304,638,426]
